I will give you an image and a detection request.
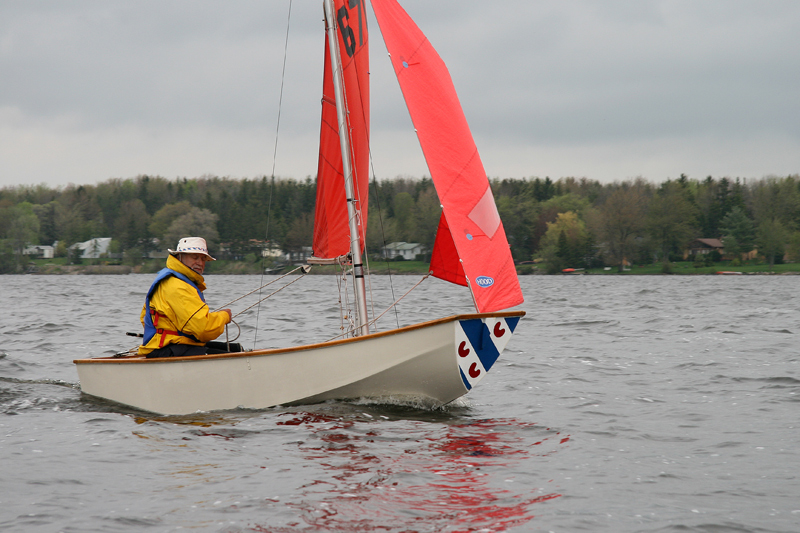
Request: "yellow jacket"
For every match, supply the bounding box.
[138,255,229,355]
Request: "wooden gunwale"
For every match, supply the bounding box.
[74,310,526,365]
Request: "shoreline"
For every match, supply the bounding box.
[15,263,800,276]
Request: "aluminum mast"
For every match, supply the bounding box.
[323,0,370,336]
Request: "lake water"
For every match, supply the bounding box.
[1,273,798,532]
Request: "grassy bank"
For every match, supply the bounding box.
[23,257,800,275]
[24,257,436,275]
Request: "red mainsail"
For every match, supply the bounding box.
[371,0,523,312]
[313,0,371,259]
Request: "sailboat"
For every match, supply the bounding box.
[73,0,525,416]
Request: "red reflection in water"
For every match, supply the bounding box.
[252,413,567,532]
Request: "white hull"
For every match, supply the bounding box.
[74,312,524,415]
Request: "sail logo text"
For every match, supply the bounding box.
[476,276,494,288]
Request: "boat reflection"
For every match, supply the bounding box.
[254,410,565,532]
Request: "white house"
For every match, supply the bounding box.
[70,238,113,259]
[382,242,426,261]
[22,245,55,259]
[284,246,314,264]
[262,245,283,259]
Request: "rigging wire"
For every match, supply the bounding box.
[367,175,402,329]
[233,268,309,319]
[335,258,356,337]
[253,0,293,350]
[325,273,430,342]
[212,264,309,312]
[366,273,429,328]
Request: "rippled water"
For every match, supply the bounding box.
[1,273,798,532]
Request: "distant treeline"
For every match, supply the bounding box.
[2,173,800,273]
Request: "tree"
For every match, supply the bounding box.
[149,201,193,242]
[756,219,788,269]
[162,208,220,253]
[750,176,800,229]
[532,193,590,253]
[392,192,416,242]
[589,180,649,272]
[646,181,697,266]
[411,188,441,251]
[694,176,740,238]
[366,204,398,254]
[538,211,589,273]
[531,177,556,202]
[282,213,314,257]
[556,229,570,266]
[719,206,755,259]
[496,190,537,262]
[0,240,15,273]
[785,231,800,263]
[53,184,105,244]
[32,201,58,245]
[4,202,40,271]
[115,199,150,251]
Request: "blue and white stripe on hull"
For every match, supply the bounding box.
[456,315,521,390]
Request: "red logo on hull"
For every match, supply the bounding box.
[469,363,481,378]
[458,341,470,358]
[493,322,506,337]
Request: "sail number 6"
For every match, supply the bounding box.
[338,0,365,57]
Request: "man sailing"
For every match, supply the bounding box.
[139,237,232,358]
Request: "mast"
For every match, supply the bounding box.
[323,0,370,336]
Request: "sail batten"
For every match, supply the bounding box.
[371,0,523,313]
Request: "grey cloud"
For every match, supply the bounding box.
[1,0,798,186]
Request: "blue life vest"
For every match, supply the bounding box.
[142,268,205,346]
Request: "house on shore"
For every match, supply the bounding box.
[382,242,426,261]
[22,245,55,259]
[69,238,113,259]
[686,238,724,258]
[285,246,314,264]
[684,238,761,261]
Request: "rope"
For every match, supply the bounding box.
[232,269,310,319]
[226,320,241,343]
[213,265,308,311]
[270,0,292,180]
[366,274,429,329]
[335,257,355,336]
[367,177,400,330]
[254,1,293,350]
[325,274,429,342]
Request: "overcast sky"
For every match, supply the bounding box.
[1,0,798,189]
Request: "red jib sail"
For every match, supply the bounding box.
[371,0,523,313]
[313,0,371,259]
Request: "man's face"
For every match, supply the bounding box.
[180,253,207,275]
